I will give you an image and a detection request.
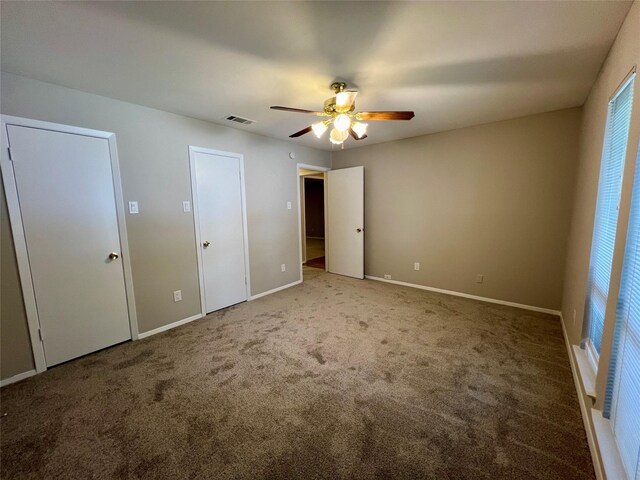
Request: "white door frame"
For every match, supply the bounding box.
[188,146,251,316]
[296,163,330,281]
[0,115,139,374]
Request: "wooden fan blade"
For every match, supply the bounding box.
[271,106,327,116]
[290,126,313,138]
[357,111,415,121]
[335,91,358,112]
[348,127,368,140]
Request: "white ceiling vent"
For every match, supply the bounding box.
[224,115,255,125]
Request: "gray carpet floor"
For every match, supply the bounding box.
[0,268,594,479]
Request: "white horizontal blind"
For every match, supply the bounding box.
[585,74,635,356]
[603,73,637,480]
[607,147,640,479]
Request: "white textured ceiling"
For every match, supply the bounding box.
[0,1,633,150]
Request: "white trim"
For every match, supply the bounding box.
[107,133,139,340]
[1,122,46,373]
[296,163,330,282]
[0,369,37,388]
[300,176,306,264]
[573,345,597,398]
[365,276,561,315]
[238,156,252,299]
[249,279,302,301]
[188,146,252,317]
[560,314,603,480]
[0,115,138,373]
[137,313,203,339]
[585,337,600,373]
[591,408,628,480]
[323,170,329,272]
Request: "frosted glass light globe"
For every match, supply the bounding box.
[329,128,348,144]
[333,114,351,132]
[311,122,328,138]
[352,122,368,138]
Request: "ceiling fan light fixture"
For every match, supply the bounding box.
[352,122,368,138]
[333,114,351,132]
[311,121,328,138]
[329,128,348,145]
[271,82,414,145]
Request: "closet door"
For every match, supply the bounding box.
[192,149,247,313]
[6,124,131,367]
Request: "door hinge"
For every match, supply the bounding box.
[38,328,44,342]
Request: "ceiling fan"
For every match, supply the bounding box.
[271,82,415,147]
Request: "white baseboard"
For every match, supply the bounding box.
[138,313,203,339]
[0,369,37,387]
[365,276,561,316]
[249,279,302,301]
[559,313,603,480]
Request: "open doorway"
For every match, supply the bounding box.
[303,176,325,268]
[297,164,329,280]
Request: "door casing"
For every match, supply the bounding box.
[0,115,139,374]
[188,146,251,316]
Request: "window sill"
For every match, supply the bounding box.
[573,345,597,398]
[591,409,628,480]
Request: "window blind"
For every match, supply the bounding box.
[606,142,640,480]
[585,74,635,357]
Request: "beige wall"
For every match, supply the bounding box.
[332,108,582,310]
[0,72,329,380]
[560,2,640,396]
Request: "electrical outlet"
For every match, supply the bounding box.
[173,290,182,302]
[287,201,292,210]
[128,201,139,214]
[476,274,484,284]
[414,262,420,271]
[182,201,191,212]
[281,264,286,272]
[384,274,392,280]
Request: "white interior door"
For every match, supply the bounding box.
[193,150,247,313]
[327,166,364,279]
[6,125,131,367]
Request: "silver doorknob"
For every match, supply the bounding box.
[203,241,211,248]
[356,228,363,233]
[108,252,119,260]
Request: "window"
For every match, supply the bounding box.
[585,73,635,361]
[605,137,640,480]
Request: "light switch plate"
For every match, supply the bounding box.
[128,201,139,214]
[182,201,191,212]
